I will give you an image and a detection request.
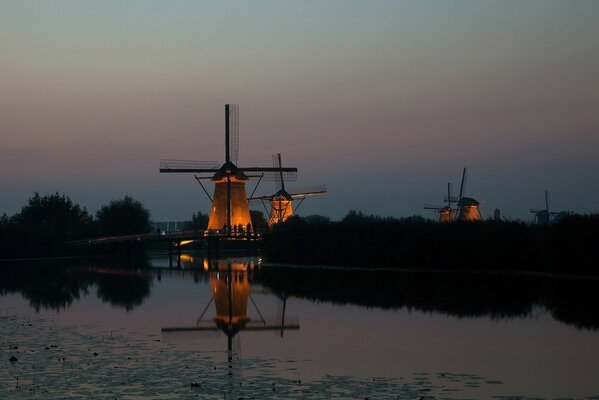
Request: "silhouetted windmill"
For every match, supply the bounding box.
[455,168,482,221]
[424,182,456,223]
[530,190,562,225]
[249,153,327,225]
[160,105,297,233]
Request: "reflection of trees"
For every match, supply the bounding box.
[255,267,599,330]
[1,265,92,311]
[542,278,599,330]
[0,259,153,312]
[95,274,152,311]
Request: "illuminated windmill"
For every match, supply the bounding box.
[530,190,562,225]
[249,153,327,226]
[455,167,482,221]
[424,182,457,223]
[161,259,299,373]
[160,105,297,232]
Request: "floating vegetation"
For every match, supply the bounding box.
[0,313,595,399]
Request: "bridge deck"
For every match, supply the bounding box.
[72,230,263,246]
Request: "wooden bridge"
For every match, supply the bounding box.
[71,229,264,257]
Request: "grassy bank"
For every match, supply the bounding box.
[262,213,599,273]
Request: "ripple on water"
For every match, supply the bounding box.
[2,312,592,400]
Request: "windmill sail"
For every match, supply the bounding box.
[243,169,297,182]
[459,168,468,200]
[273,153,284,191]
[160,159,220,172]
[288,185,327,197]
[225,104,239,164]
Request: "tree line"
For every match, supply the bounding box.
[0,191,269,259]
[0,193,153,258]
[262,210,599,274]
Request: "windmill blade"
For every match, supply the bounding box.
[247,194,274,201]
[243,168,297,182]
[288,185,327,197]
[161,326,222,342]
[160,159,220,173]
[443,195,459,202]
[272,153,284,192]
[545,190,549,213]
[244,318,300,330]
[225,104,239,165]
[424,204,443,210]
[459,167,468,199]
[530,208,544,213]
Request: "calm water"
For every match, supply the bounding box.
[1,254,598,399]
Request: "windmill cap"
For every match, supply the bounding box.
[459,197,480,206]
[274,189,293,200]
[212,161,248,180]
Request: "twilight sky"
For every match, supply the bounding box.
[1,1,598,221]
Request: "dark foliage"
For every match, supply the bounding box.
[254,266,599,330]
[95,196,151,236]
[263,211,599,273]
[0,193,154,259]
[0,192,94,258]
[250,210,267,230]
[182,211,209,231]
[2,257,597,331]
[0,258,152,311]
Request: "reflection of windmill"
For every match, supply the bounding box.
[530,190,561,225]
[161,259,299,374]
[424,182,456,223]
[249,153,327,226]
[160,105,298,232]
[455,167,482,221]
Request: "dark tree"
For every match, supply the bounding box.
[302,214,331,225]
[95,196,151,236]
[250,210,268,229]
[0,192,93,257]
[17,192,93,241]
[183,211,209,230]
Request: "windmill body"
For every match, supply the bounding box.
[530,190,567,225]
[160,105,297,233]
[424,169,482,222]
[207,163,252,230]
[269,189,295,225]
[249,153,327,226]
[424,182,457,223]
[457,197,482,221]
[438,206,454,223]
[456,168,482,221]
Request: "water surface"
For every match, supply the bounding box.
[1,255,598,399]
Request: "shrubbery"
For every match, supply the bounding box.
[262,211,599,273]
[0,193,152,258]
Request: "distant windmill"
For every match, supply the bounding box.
[424,182,456,223]
[160,105,298,232]
[530,190,562,225]
[456,168,482,221]
[249,153,327,225]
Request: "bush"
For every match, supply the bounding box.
[95,196,151,236]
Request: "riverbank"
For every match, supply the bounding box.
[261,213,599,274]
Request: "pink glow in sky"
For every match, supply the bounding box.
[1,1,598,220]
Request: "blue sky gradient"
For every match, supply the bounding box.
[1,1,598,220]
